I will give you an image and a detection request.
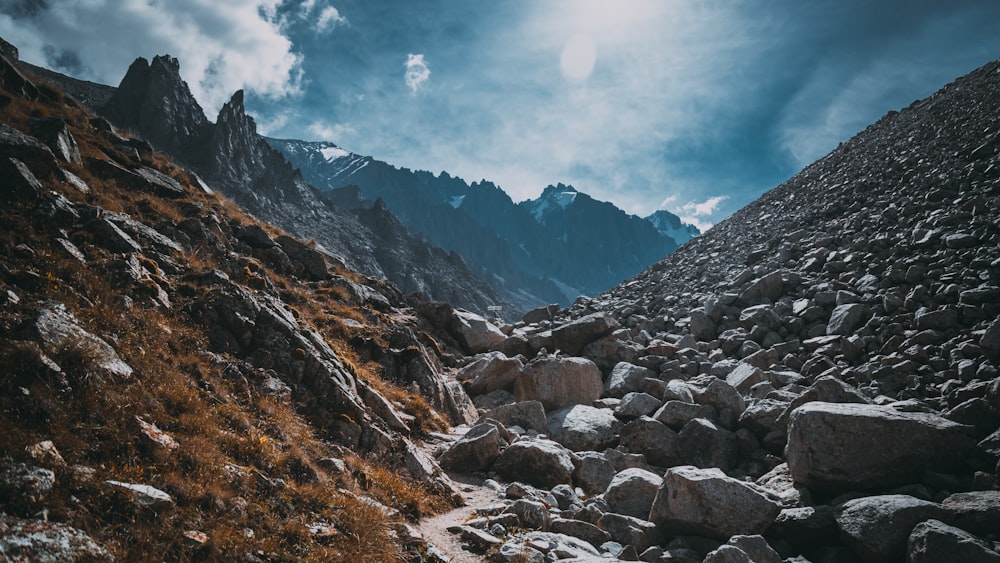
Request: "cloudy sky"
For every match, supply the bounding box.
[3,1,999,230]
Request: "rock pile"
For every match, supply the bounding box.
[425,56,1000,562]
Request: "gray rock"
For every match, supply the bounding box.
[738,271,787,305]
[941,490,1000,536]
[481,400,548,433]
[0,463,54,506]
[275,235,329,280]
[619,416,681,467]
[548,518,611,548]
[786,402,977,491]
[677,418,738,471]
[835,494,953,563]
[689,309,717,341]
[550,312,619,355]
[505,499,551,530]
[438,423,505,473]
[605,361,654,398]
[573,451,618,495]
[493,439,577,488]
[457,351,524,395]
[648,465,781,540]
[0,515,113,562]
[725,362,766,394]
[514,356,603,411]
[725,535,782,563]
[693,378,746,418]
[604,467,663,519]
[827,303,869,335]
[452,309,506,354]
[615,392,662,419]
[547,404,622,451]
[103,480,175,510]
[34,301,134,379]
[907,519,1000,563]
[597,512,661,553]
[517,531,602,559]
[653,400,716,430]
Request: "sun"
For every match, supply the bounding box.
[560,34,597,82]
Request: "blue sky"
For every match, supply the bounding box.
[3,1,999,230]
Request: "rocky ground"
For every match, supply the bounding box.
[410,57,1000,562]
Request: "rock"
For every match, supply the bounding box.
[689,309,717,341]
[619,416,681,467]
[725,363,766,394]
[767,505,840,553]
[451,309,506,354]
[505,499,551,530]
[516,531,602,559]
[550,312,618,355]
[450,525,504,550]
[648,466,781,540]
[573,451,618,495]
[941,490,1000,536]
[605,361,655,398]
[135,165,185,197]
[438,423,505,473]
[597,512,661,553]
[0,515,113,562]
[677,418,738,471]
[103,480,175,510]
[692,378,745,420]
[704,545,753,563]
[907,519,1000,563]
[457,351,523,395]
[521,304,558,324]
[547,404,622,452]
[826,303,869,335]
[0,463,54,507]
[493,439,577,488]
[480,400,548,433]
[513,356,603,411]
[653,400,717,430]
[275,235,328,280]
[604,468,663,519]
[615,392,662,419]
[835,494,953,563]
[786,402,977,491]
[34,301,134,379]
[549,518,611,548]
[0,124,58,175]
[134,416,179,452]
[725,535,782,563]
[25,440,66,467]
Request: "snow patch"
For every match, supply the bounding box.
[320,146,350,161]
[449,195,466,209]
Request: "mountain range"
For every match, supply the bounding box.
[29,54,697,316]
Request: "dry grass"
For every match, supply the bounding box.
[0,68,455,561]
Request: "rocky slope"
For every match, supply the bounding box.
[0,42,522,560]
[36,53,508,316]
[269,138,696,308]
[415,56,1000,561]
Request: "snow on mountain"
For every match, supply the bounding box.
[645,209,701,246]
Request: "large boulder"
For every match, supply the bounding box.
[907,519,1000,563]
[677,418,738,471]
[549,312,618,355]
[33,301,133,379]
[604,467,663,519]
[480,401,547,433]
[649,466,781,540]
[546,404,622,452]
[451,309,506,354]
[513,356,603,411]
[826,303,869,335]
[456,351,523,395]
[619,416,681,467]
[834,495,953,563]
[493,439,578,488]
[604,362,654,398]
[438,423,506,473]
[786,402,977,492]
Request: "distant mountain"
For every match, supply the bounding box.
[268,139,699,308]
[645,209,700,246]
[39,54,508,314]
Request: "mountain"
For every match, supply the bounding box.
[268,138,698,307]
[645,209,700,246]
[33,54,508,316]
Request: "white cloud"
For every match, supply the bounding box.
[404,53,430,93]
[315,6,346,32]
[679,195,728,217]
[0,0,304,116]
[308,121,356,142]
[679,215,715,233]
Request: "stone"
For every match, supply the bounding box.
[550,312,618,355]
[547,404,622,452]
[604,468,663,519]
[725,362,766,394]
[615,392,662,419]
[689,309,717,341]
[493,439,577,488]
[738,271,787,305]
[767,505,840,553]
[517,531,602,559]
[573,451,618,495]
[915,307,959,331]
[548,518,611,548]
[438,423,505,473]
[619,416,681,467]
[835,494,953,563]
[134,416,179,452]
[25,440,66,467]
[826,303,869,335]
[451,309,506,354]
[514,356,603,411]
[941,490,1000,536]
[725,535,782,563]
[693,378,745,418]
[786,402,977,491]
[1,157,44,200]
[653,400,716,430]
[704,545,753,563]
[0,515,113,562]
[505,499,551,530]
[907,519,1000,563]
[0,463,54,506]
[480,400,548,433]
[677,418,739,471]
[597,512,661,553]
[103,480,175,510]
[34,301,134,379]
[457,351,523,395]
[275,235,329,280]
[605,362,655,399]
[648,466,781,540]
[450,525,504,550]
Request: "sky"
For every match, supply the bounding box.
[3,1,1000,231]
